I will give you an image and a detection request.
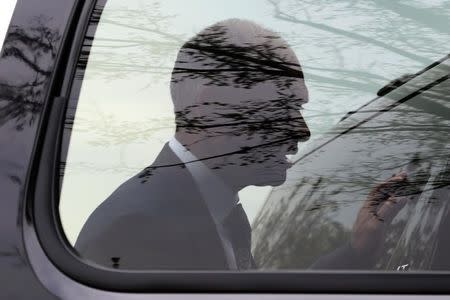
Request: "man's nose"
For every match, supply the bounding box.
[292,112,311,141]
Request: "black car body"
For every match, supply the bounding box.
[0,0,449,298]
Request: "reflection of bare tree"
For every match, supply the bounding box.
[266,0,449,97]
[368,0,450,34]
[65,0,449,178]
[172,24,302,89]
[268,0,430,63]
[60,2,184,174]
[76,3,183,81]
[0,16,60,128]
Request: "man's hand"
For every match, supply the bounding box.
[351,172,408,257]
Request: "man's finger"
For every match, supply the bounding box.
[378,171,408,188]
[363,172,408,211]
[371,172,408,199]
[376,196,407,224]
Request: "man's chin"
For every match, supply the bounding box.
[253,172,287,187]
[268,179,285,187]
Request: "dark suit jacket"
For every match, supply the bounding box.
[76,143,370,270]
[76,144,236,270]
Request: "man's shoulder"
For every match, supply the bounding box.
[75,170,204,245]
[89,144,195,216]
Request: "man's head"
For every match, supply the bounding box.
[170,19,310,189]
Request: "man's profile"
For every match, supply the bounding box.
[75,19,407,270]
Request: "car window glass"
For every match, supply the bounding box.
[59,0,450,271]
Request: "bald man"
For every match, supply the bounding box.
[75,19,407,270]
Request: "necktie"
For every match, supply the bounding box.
[222,204,256,269]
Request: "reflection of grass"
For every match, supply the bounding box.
[252,181,351,268]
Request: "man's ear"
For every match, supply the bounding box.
[191,85,230,125]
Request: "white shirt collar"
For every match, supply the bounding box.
[168,137,239,224]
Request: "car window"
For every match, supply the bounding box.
[0,1,16,47]
[59,0,449,271]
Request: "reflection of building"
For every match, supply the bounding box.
[251,61,450,270]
